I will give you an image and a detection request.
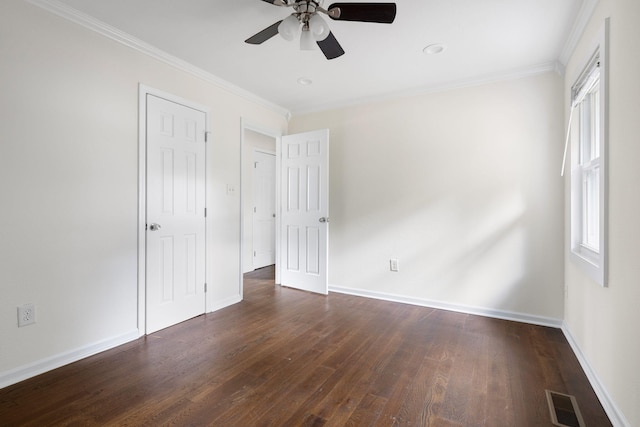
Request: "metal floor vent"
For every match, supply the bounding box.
[545,390,586,427]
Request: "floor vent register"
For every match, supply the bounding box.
[545,390,586,427]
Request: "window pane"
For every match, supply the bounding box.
[591,83,600,158]
[579,99,592,165]
[582,167,600,251]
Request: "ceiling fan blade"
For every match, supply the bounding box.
[327,3,397,23]
[317,31,345,60]
[261,0,287,5]
[245,20,283,44]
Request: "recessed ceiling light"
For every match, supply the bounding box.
[297,77,313,86]
[423,43,446,55]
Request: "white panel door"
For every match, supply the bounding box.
[253,151,276,269]
[280,129,329,295]
[146,94,206,333]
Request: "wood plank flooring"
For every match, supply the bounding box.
[0,266,611,426]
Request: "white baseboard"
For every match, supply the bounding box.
[0,329,139,389]
[561,323,631,427]
[328,284,628,426]
[329,285,563,328]
[207,295,242,313]
[3,291,626,427]
[1,294,243,390]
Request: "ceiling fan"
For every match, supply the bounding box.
[245,0,397,60]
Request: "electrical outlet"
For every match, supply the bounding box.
[18,303,36,327]
[226,184,236,196]
[390,259,399,272]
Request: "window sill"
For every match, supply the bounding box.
[570,247,606,287]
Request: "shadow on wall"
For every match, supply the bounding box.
[329,189,543,314]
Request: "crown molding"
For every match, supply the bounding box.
[26,0,291,118]
[292,62,560,116]
[558,0,600,65]
[26,0,590,119]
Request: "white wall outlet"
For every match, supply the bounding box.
[390,258,399,272]
[18,303,36,327]
[226,184,236,196]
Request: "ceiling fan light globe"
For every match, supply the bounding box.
[278,14,300,41]
[309,14,330,41]
[300,29,316,50]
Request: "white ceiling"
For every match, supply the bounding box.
[44,0,587,114]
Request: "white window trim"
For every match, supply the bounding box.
[569,18,609,287]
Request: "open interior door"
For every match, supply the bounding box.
[279,129,329,295]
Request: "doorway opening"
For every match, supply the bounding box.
[240,123,330,297]
[241,121,281,297]
[252,150,276,270]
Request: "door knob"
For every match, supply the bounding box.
[319,217,329,223]
[149,223,162,231]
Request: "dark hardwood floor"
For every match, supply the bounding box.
[0,266,611,426]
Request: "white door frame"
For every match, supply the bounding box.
[137,84,211,336]
[240,119,282,297]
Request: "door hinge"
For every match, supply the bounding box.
[204,283,207,292]
[204,207,207,217]
[254,161,258,168]
[254,207,257,213]
[254,251,256,257]
[204,131,211,143]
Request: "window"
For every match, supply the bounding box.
[569,19,608,286]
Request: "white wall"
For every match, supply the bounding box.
[0,0,287,384]
[290,71,565,321]
[563,0,640,425]
[5,2,636,422]
[242,129,277,273]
